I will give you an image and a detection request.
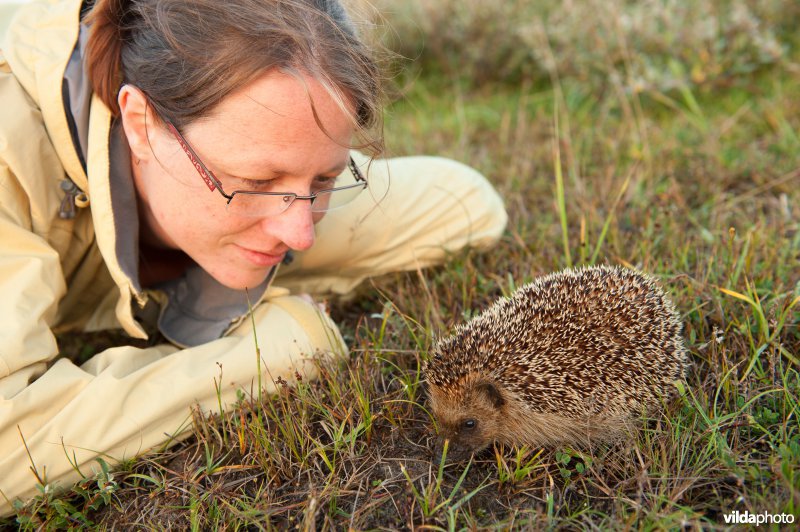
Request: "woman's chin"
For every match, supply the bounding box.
[210,267,274,292]
[193,246,285,290]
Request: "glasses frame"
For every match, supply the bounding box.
[163,119,367,215]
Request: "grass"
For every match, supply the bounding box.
[5,0,800,528]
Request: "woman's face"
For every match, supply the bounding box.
[124,71,356,290]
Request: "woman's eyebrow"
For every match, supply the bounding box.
[266,158,350,178]
[225,158,349,181]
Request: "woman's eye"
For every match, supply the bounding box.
[232,177,276,192]
[313,176,338,190]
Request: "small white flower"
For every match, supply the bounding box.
[714,326,724,344]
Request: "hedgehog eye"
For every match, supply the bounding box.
[463,419,477,430]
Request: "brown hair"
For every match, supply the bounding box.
[85,0,383,153]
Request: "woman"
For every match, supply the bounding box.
[0,0,506,513]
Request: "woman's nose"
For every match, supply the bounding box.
[264,198,316,251]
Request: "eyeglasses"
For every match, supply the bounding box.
[164,119,368,218]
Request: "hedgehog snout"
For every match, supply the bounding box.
[433,435,483,463]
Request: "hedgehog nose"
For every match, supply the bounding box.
[433,437,473,464]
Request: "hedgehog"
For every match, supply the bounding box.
[424,265,687,460]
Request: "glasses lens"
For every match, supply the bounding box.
[223,161,368,217]
[226,193,294,217]
[311,183,366,212]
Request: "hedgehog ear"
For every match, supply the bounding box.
[475,381,505,408]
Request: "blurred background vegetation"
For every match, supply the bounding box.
[359,0,795,92]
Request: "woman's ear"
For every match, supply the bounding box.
[117,84,152,163]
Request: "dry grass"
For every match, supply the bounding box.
[6,1,800,529]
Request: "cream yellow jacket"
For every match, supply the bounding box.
[0,0,508,516]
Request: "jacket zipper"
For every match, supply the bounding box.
[59,179,81,219]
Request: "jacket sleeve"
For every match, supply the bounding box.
[0,254,345,518]
[0,205,66,387]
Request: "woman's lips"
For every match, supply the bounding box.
[235,245,286,267]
